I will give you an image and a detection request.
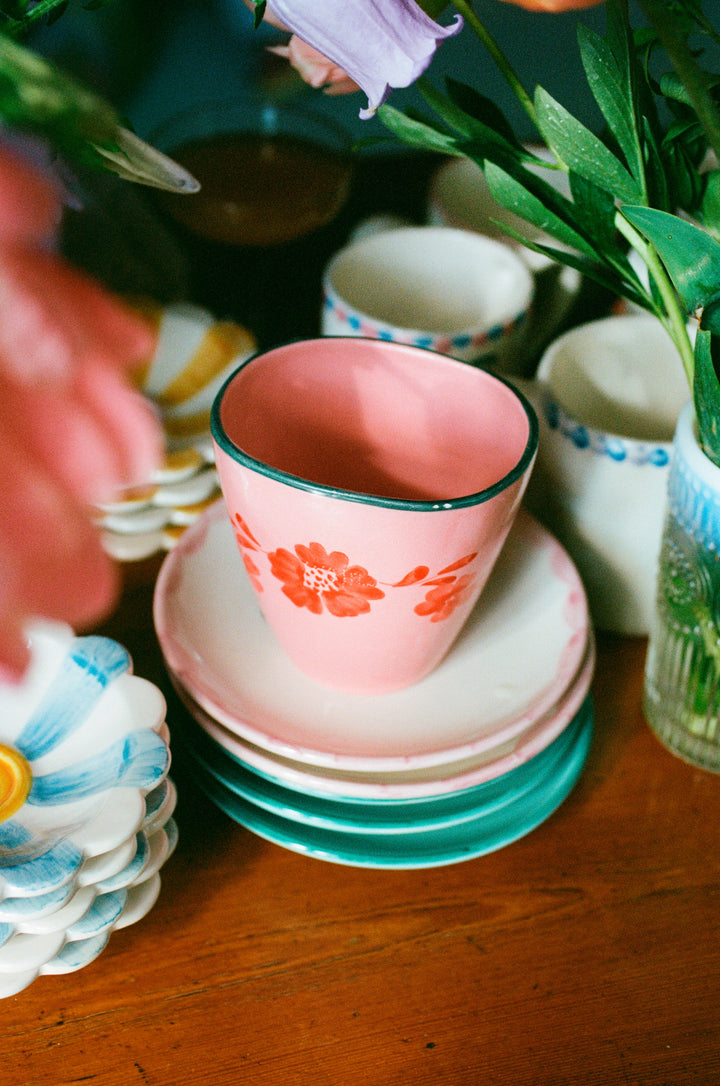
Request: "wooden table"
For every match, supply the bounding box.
[4,560,720,1086]
[8,149,719,1085]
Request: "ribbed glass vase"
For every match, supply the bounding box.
[644,403,720,771]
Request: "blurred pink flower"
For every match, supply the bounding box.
[262,0,463,117]
[269,38,361,97]
[0,146,161,682]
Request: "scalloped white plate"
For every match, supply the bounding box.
[96,302,256,560]
[175,632,593,799]
[155,503,590,772]
[0,623,172,901]
[0,872,166,998]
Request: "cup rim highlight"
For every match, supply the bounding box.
[536,313,690,445]
[211,338,538,513]
[322,226,534,344]
[149,92,354,158]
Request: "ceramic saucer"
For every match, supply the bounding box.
[173,632,594,799]
[0,816,178,998]
[0,623,171,902]
[0,780,175,925]
[187,697,593,869]
[178,694,592,835]
[0,872,165,999]
[0,623,178,998]
[154,503,590,771]
[96,302,256,561]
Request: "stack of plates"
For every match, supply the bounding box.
[96,302,256,562]
[0,623,176,997]
[154,503,594,869]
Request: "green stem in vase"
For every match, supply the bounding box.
[637,0,720,168]
[451,0,538,130]
[616,213,696,388]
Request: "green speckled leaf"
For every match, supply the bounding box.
[622,205,720,313]
[693,328,720,466]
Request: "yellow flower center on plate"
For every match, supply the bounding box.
[0,743,32,822]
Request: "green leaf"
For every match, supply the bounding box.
[0,31,117,143]
[621,205,720,313]
[92,127,200,193]
[660,136,702,213]
[534,86,644,204]
[641,116,672,211]
[693,329,720,466]
[250,0,266,29]
[700,171,720,240]
[702,296,720,337]
[496,225,650,307]
[483,161,599,259]
[377,104,463,157]
[46,0,68,24]
[0,33,199,191]
[660,70,720,109]
[568,171,618,250]
[444,78,521,148]
[578,21,644,190]
[417,77,520,156]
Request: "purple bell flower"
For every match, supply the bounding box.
[266,0,463,117]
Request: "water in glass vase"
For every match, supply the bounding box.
[643,403,720,771]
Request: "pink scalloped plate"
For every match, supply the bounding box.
[174,631,594,799]
[154,502,590,772]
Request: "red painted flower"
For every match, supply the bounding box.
[268,542,385,616]
[414,574,475,622]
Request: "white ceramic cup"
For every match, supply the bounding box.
[321,225,533,366]
[520,313,691,635]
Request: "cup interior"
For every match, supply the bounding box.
[537,315,690,441]
[213,339,536,505]
[150,96,353,247]
[325,227,532,336]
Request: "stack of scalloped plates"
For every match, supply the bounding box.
[154,503,594,869]
[0,623,176,998]
[95,302,256,562]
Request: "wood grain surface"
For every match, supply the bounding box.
[4,563,720,1086]
[8,152,719,1086]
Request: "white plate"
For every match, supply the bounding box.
[0,872,166,998]
[155,503,590,772]
[0,624,171,901]
[175,632,594,799]
[96,302,256,561]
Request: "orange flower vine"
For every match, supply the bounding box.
[230,512,478,622]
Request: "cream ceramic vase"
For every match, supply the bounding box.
[521,314,690,635]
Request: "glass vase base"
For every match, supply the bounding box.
[643,693,720,773]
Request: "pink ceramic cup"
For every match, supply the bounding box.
[211,338,537,694]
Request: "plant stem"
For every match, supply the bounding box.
[638,0,720,167]
[1,0,70,37]
[616,211,695,387]
[451,0,537,130]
